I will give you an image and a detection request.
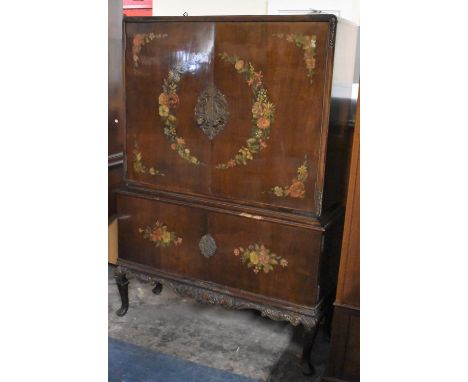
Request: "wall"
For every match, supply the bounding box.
[153,0,359,25]
[153,0,268,16]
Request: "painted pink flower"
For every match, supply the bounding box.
[257,117,270,129]
[159,93,170,106]
[233,248,240,256]
[133,34,143,47]
[176,137,185,145]
[288,181,305,198]
[151,227,163,242]
[258,253,270,266]
[168,93,179,106]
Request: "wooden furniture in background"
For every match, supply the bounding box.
[109,0,124,219]
[109,0,124,263]
[114,15,358,370]
[323,95,360,382]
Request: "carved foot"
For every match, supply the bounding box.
[114,267,129,316]
[152,282,163,295]
[302,324,320,376]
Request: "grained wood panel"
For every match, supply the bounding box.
[324,95,359,382]
[335,97,360,307]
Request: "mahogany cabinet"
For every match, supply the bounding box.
[114,15,358,367]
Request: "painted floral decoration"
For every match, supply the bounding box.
[233,243,288,274]
[158,69,202,165]
[132,140,165,176]
[216,53,275,169]
[139,220,182,248]
[270,158,308,199]
[273,33,317,84]
[133,33,168,68]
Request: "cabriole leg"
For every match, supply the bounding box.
[302,323,320,376]
[114,267,129,317]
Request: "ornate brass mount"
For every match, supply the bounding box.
[194,85,229,140]
[199,234,217,258]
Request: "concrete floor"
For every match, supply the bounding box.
[108,265,330,382]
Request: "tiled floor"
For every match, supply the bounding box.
[108,265,330,382]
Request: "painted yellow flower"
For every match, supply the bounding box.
[249,251,259,265]
[235,60,244,71]
[162,230,171,244]
[273,186,284,197]
[159,105,169,117]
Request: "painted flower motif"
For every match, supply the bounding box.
[159,67,202,165]
[234,60,245,71]
[159,105,170,117]
[288,181,305,198]
[256,117,270,129]
[133,32,168,68]
[159,93,170,106]
[234,243,288,274]
[139,220,182,248]
[132,140,165,176]
[269,158,308,199]
[216,53,275,170]
[273,33,317,84]
[168,93,179,106]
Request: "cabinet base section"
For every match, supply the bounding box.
[116,259,324,331]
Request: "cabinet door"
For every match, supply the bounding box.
[211,21,331,214]
[124,18,334,214]
[125,21,215,196]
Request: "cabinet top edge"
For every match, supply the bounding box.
[123,14,337,23]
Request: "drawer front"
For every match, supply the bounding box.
[124,18,334,215]
[117,192,323,307]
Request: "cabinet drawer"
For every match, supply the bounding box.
[117,191,323,307]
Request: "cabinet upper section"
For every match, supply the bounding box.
[123,15,351,217]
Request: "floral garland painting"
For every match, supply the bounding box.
[270,158,308,199]
[233,243,288,274]
[158,69,202,165]
[215,53,275,169]
[273,33,317,84]
[132,33,168,68]
[132,140,165,176]
[139,220,182,248]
